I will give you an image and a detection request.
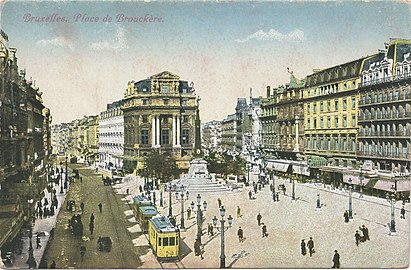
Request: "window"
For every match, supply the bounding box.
[352,115,356,127]
[182,88,188,94]
[183,115,189,123]
[158,237,162,246]
[335,100,339,111]
[170,237,176,246]
[163,99,169,105]
[141,129,149,145]
[343,116,347,127]
[162,85,169,93]
[307,119,311,129]
[314,138,317,150]
[142,87,148,92]
[352,97,356,109]
[343,99,347,110]
[327,101,331,111]
[343,140,348,151]
[182,129,189,144]
[313,119,317,129]
[162,237,169,246]
[335,116,339,128]
[181,98,188,106]
[307,139,311,150]
[320,117,324,128]
[313,103,317,113]
[336,140,340,151]
[328,139,331,150]
[142,99,149,105]
[327,117,331,128]
[352,141,356,151]
[161,129,170,145]
[320,102,324,112]
[307,104,310,114]
[142,115,148,123]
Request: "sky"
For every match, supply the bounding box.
[0,0,410,124]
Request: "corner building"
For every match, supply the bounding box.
[121,71,197,172]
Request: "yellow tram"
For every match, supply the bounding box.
[132,194,152,219]
[149,215,180,260]
[138,205,159,232]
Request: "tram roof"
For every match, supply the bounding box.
[139,206,159,215]
[150,215,177,232]
[133,195,150,204]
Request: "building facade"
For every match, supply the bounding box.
[98,100,124,170]
[221,114,236,154]
[201,120,222,154]
[121,71,197,172]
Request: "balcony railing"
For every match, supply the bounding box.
[360,73,411,88]
[358,131,411,137]
[357,151,410,159]
[358,112,411,121]
[359,94,411,106]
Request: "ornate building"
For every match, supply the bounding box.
[98,100,124,170]
[261,70,306,176]
[221,114,236,154]
[357,39,411,197]
[0,30,52,251]
[201,120,222,153]
[303,58,364,186]
[121,71,197,172]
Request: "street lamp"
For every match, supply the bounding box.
[160,187,163,207]
[386,185,397,235]
[175,185,189,230]
[292,175,296,201]
[64,156,68,189]
[212,206,233,268]
[247,163,250,186]
[168,182,173,218]
[26,224,36,268]
[59,162,64,194]
[191,194,208,244]
[348,178,353,219]
[272,171,277,202]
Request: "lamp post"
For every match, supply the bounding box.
[175,185,189,230]
[386,185,397,235]
[160,188,163,207]
[348,178,353,219]
[272,172,277,202]
[168,183,173,218]
[64,156,68,189]
[359,162,364,198]
[292,175,296,201]
[191,194,208,244]
[26,224,36,268]
[59,162,64,194]
[247,163,250,186]
[212,206,233,269]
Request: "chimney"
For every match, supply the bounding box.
[266,86,271,98]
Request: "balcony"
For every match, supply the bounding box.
[357,151,410,160]
[360,73,411,88]
[358,130,411,138]
[358,112,411,122]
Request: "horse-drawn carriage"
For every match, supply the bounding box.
[97,236,112,252]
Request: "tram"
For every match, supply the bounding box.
[132,195,152,219]
[148,215,180,260]
[138,205,159,232]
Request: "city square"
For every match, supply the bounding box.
[0,1,410,269]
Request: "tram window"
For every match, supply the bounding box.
[163,237,169,246]
[170,237,175,246]
[158,238,162,246]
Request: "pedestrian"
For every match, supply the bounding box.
[126,188,129,195]
[332,250,340,268]
[50,228,55,240]
[301,239,307,256]
[194,239,203,259]
[307,237,314,256]
[90,213,95,223]
[360,225,370,241]
[237,226,244,242]
[253,184,257,194]
[217,198,222,209]
[209,223,214,236]
[187,207,192,219]
[39,208,43,219]
[283,186,287,195]
[80,202,85,213]
[248,190,252,200]
[276,192,279,201]
[89,221,95,235]
[258,183,262,191]
[207,223,212,235]
[354,230,361,246]
[80,245,86,262]
[36,235,41,249]
[139,185,143,193]
[401,206,406,219]
[50,260,56,269]
[344,210,349,223]
[98,203,102,213]
[257,213,262,226]
[44,198,49,206]
[262,223,268,238]
[237,206,242,218]
[80,176,83,183]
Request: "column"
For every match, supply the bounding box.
[152,116,156,147]
[156,115,161,147]
[172,115,176,147]
[294,116,300,152]
[176,116,181,147]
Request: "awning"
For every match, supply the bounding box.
[266,160,291,172]
[343,176,410,192]
[292,164,310,176]
[342,174,371,186]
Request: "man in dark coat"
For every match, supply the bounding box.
[262,223,268,238]
[301,239,307,256]
[98,203,103,213]
[401,206,406,219]
[80,202,85,213]
[89,220,95,235]
[248,190,252,200]
[355,230,361,246]
[332,250,340,268]
[237,226,244,242]
[257,213,262,226]
[344,211,349,223]
[194,239,203,259]
[307,237,314,256]
[90,213,95,223]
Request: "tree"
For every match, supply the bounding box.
[143,150,180,186]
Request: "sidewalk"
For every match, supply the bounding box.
[12,173,71,269]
